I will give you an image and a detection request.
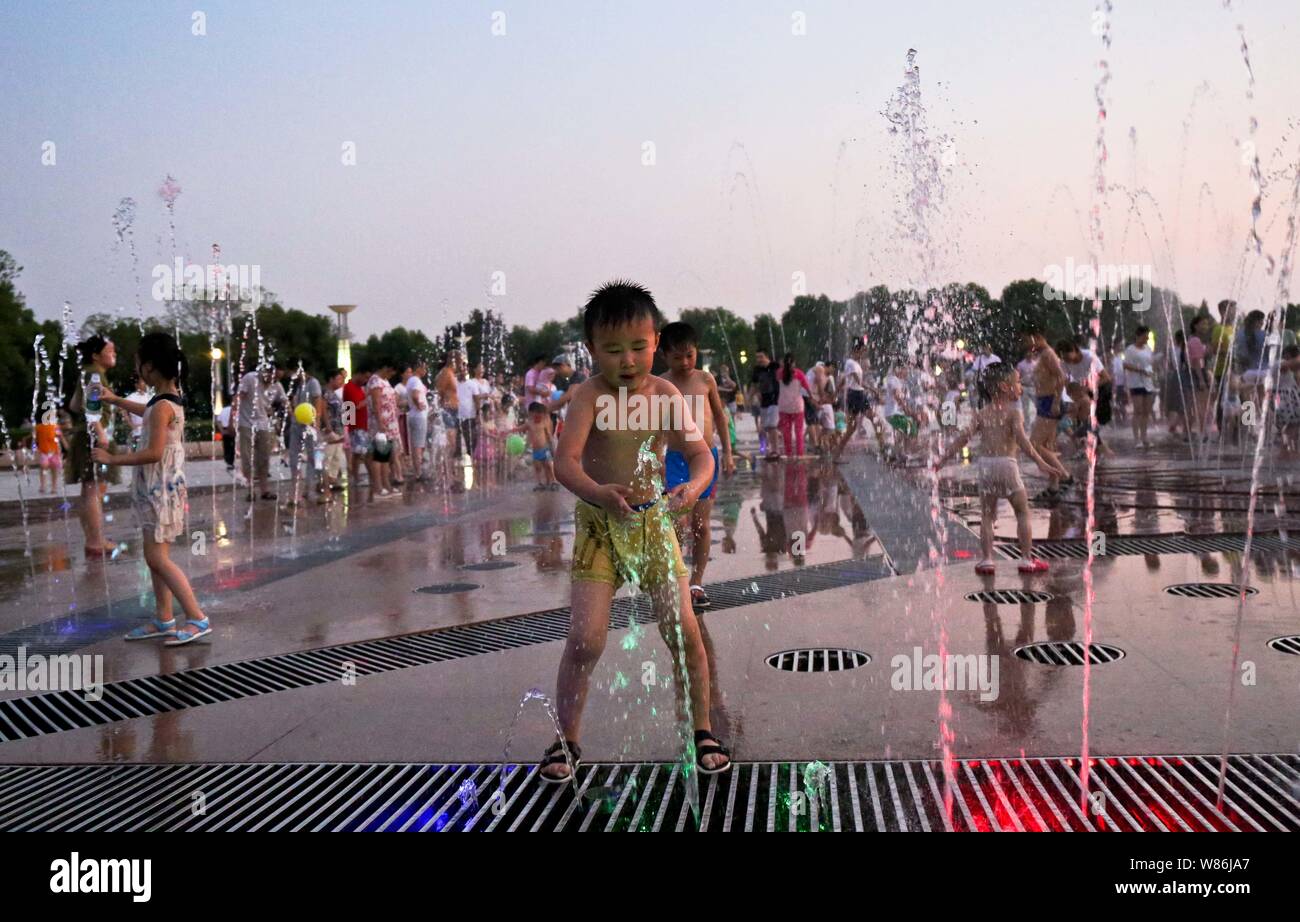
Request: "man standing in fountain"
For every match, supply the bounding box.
[405,359,430,481]
[434,351,463,490]
[833,338,880,461]
[538,280,730,783]
[236,360,284,502]
[1021,326,1069,501]
[751,349,780,459]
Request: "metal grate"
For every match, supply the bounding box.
[1,754,1293,831]
[414,583,480,595]
[0,557,893,744]
[459,561,518,571]
[1014,641,1125,665]
[765,649,870,673]
[1267,636,1300,656]
[1164,583,1258,600]
[995,531,1296,560]
[964,589,1054,605]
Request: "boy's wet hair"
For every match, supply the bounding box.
[658,321,697,354]
[1284,344,1300,360]
[1055,339,1078,356]
[528,401,546,414]
[983,362,1015,392]
[582,279,663,343]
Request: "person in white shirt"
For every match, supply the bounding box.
[970,344,1001,407]
[456,361,491,458]
[1109,349,1128,423]
[405,360,431,480]
[1122,325,1156,449]
[880,360,920,457]
[127,380,153,450]
[833,338,882,459]
[1016,354,1038,423]
[236,363,286,500]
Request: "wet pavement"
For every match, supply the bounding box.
[0,420,1295,768]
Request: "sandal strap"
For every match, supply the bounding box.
[694,730,729,757]
[541,739,580,762]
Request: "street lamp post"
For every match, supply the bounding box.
[329,305,357,378]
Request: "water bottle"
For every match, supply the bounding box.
[85,373,103,425]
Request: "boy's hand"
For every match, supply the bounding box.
[666,482,696,515]
[595,483,635,518]
[723,454,736,477]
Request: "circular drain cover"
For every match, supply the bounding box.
[965,589,1054,604]
[1014,641,1125,665]
[414,582,480,594]
[1267,636,1300,656]
[765,648,870,673]
[459,560,519,571]
[1164,583,1258,600]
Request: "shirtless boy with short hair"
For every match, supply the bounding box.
[1022,326,1070,500]
[657,321,735,610]
[540,281,731,783]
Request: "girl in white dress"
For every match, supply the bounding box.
[95,332,211,646]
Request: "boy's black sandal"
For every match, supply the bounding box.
[538,739,581,784]
[694,730,732,775]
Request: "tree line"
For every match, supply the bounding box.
[3,247,1297,435]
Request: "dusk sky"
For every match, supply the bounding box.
[3,0,1299,337]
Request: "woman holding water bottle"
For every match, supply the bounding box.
[65,335,122,558]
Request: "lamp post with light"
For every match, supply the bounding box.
[329,305,357,378]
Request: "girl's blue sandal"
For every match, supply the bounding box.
[165,619,212,646]
[124,618,177,641]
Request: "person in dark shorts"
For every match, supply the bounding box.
[833,338,879,460]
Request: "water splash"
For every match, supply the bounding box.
[502,687,579,794]
[111,197,144,328]
[884,47,958,826]
[1078,0,1114,817]
[157,174,182,256]
[1216,136,1300,808]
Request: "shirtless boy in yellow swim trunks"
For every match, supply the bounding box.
[539,280,731,783]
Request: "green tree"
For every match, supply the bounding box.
[230,301,334,378]
[676,306,755,373]
[353,326,438,374]
[0,252,64,431]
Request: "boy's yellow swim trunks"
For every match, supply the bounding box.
[571,498,688,590]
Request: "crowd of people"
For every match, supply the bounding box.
[13,294,1300,661]
[215,350,587,505]
[16,281,1300,786]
